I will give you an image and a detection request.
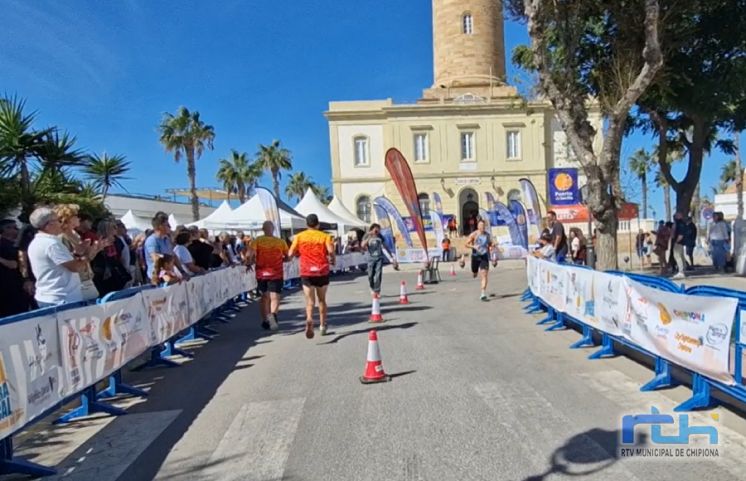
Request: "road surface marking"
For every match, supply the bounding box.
[475,381,642,480]
[199,398,305,481]
[50,410,181,481]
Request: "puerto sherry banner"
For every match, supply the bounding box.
[548,168,580,206]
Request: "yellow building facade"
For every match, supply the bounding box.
[325,0,602,232]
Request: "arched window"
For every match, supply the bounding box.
[463,14,473,35]
[356,195,371,223]
[418,193,431,214]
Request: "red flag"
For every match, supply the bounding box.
[385,148,429,259]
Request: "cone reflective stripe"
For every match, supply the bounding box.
[450,264,456,276]
[369,295,383,322]
[399,280,410,304]
[416,271,425,290]
[360,330,391,384]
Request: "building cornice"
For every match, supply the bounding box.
[332,169,549,184]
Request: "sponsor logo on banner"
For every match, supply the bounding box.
[0,355,24,433]
[548,168,580,206]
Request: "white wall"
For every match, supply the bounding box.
[337,124,385,179]
[105,195,215,220]
[715,193,739,220]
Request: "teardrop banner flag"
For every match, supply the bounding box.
[254,187,282,237]
[494,201,523,248]
[374,196,414,248]
[519,178,543,241]
[509,200,530,249]
[372,202,398,255]
[385,148,429,259]
[484,192,498,211]
[430,209,445,247]
[432,192,444,216]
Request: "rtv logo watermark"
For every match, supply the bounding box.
[620,407,721,459]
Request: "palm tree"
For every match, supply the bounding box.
[628,149,652,218]
[216,150,261,203]
[285,172,314,203]
[720,156,744,220]
[84,153,131,202]
[0,95,54,214]
[256,140,292,199]
[158,107,215,221]
[313,184,333,204]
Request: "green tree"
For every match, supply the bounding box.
[313,185,333,204]
[0,95,54,215]
[509,0,663,269]
[720,157,744,221]
[285,171,314,203]
[158,107,216,221]
[628,149,652,218]
[216,150,261,203]
[256,140,292,199]
[637,0,746,217]
[84,153,131,202]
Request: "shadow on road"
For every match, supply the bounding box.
[523,428,644,481]
[320,322,419,345]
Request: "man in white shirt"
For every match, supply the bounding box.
[27,207,89,307]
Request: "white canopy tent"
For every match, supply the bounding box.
[327,196,367,228]
[120,210,152,232]
[168,213,189,230]
[211,195,306,231]
[294,189,359,232]
[187,200,233,229]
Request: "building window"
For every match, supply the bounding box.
[461,131,476,161]
[463,14,473,35]
[353,136,369,167]
[418,193,430,214]
[414,133,429,163]
[356,195,371,223]
[507,130,521,160]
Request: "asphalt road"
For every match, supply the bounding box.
[9,261,746,481]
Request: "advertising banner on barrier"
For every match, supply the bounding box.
[141,284,191,346]
[98,295,151,368]
[592,272,626,337]
[625,278,737,385]
[527,256,541,294]
[563,267,596,326]
[538,260,567,312]
[0,314,62,439]
[58,304,133,394]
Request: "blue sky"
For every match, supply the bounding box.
[1,0,738,218]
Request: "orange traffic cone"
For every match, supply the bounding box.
[360,330,391,384]
[369,294,383,322]
[416,271,425,290]
[399,281,410,304]
[450,264,457,277]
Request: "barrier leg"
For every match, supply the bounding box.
[520,289,532,302]
[175,327,212,345]
[97,370,148,399]
[588,334,616,359]
[569,325,595,349]
[133,345,181,370]
[545,313,567,331]
[641,357,677,392]
[525,299,543,314]
[196,320,218,338]
[537,308,555,325]
[674,373,715,412]
[162,340,194,359]
[55,386,127,424]
[0,437,56,477]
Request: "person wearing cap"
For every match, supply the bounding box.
[249,221,288,331]
[27,207,90,307]
[288,214,335,338]
[0,219,34,316]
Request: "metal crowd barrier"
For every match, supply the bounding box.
[523,261,746,414]
[0,254,368,477]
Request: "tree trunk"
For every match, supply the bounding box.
[641,171,648,218]
[273,170,280,199]
[664,185,671,221]
[187,148,200,221]
[238,182,246,204]
[690,181,700,223]
[737,131,743,220]
[19,156,32,217]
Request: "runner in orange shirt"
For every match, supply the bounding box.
[249,221,288,331]
[288,214,335,338]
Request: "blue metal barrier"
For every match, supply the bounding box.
[525,261,746,413]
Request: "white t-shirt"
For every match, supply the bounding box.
[28,232,83,305]
[540,244,556,261]
[173,244,194,266]
[571,237,581,254]
[709,221,729,241]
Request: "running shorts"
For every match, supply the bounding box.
[471,254,490,273]
[301,275,330,288]
[257,279,284,294]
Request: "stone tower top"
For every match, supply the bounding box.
[421,0,516,102]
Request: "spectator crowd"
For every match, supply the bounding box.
[0,206,257,318]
